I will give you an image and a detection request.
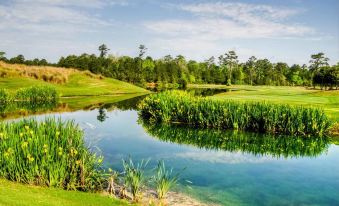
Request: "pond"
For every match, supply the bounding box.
[2,95,339,206]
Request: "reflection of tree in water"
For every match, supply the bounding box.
[97,107,108,122]
[139,119,330,158]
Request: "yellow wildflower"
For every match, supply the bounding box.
[24,125,29,130]
[21,141,28,149]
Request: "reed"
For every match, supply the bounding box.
[139,90,331,136]
[0,88,10,104]
[122,158,148,202]
[153,160,179,200]
[0,118,103,191]
[15,85,59,103]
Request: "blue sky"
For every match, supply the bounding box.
[0,0,338,65]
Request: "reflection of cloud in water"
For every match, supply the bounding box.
[175,150,275,164]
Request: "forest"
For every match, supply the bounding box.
[1,45,338,90]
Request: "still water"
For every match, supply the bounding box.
[4,96,339,206]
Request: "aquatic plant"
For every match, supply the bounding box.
[15,85,59,103]
[0,118,103,191]
[141,120,330,158]
[0,88,10,104]
[122,158,149,201]
[153,160,179,200]
[139,90,331,136]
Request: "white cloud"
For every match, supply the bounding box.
[145,2,312,40]
[144,2,316,60]
[175,150,275,164]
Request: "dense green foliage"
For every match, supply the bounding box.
[0,86,59,104]
[0,118,103,191]
[2,49,338,89]
[139,91,331,136]
[15,85,59,103]
[141,121,330,158]
[0,88,10,104]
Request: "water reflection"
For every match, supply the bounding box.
[140,120,330,158]
[0,101,60,119]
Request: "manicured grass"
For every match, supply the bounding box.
[0,178,132,206]
[191,85,339,121]
[0,62,149,97]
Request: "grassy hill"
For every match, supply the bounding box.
[0,179,132,206]
[0,61,149,97]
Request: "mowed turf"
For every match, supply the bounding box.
[205,85,339,121]
[0,179,132,206]
[0,62,148,97]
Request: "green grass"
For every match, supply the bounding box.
[195,85,339,121]
[0,178,132,206]
[0,63,149,97]
[139,90,331,136]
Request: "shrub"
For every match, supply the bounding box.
[139,90,331,136]
[0,118,103,191]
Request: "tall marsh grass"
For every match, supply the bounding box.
[0,118,102,191]
[0,88,10,104]
[15,85,59,103]
[139,90,331,136]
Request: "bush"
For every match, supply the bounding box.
[0,118,103,191]
[139,90,331,136]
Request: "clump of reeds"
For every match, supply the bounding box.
[0,118,103,191]
[122,158,149,202]
[0,88,10,104]
[15,85,59,103]
[153,160,179,200]
[139,90,331,136]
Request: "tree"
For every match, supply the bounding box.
[309,53,330,88]
[224,50,238,84]
[0,51,5,61]
[10,54,25,64]
[309,52,329,72]
[245,56,257,85]
[138,45,147,59]
[98,44,109,57]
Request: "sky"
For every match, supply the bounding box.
[0,0,338,65]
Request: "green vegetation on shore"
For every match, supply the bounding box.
[0,178,131,206]
[139,90,331,136]
[0,61,149,97]
[0,118,102,191]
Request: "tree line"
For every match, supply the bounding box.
[0,45,338,90]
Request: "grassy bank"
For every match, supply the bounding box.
[188,85,339,121]
[0,178,131,206]
[0,61,149,97]
[139,90,331,136]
